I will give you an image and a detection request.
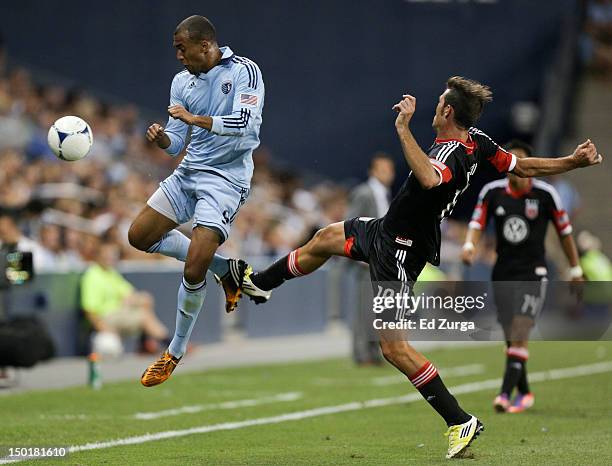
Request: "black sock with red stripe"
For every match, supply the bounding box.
[517,364,530,394]
[409,361,470,426]
[501,347,529,396]
[251,249,306,291]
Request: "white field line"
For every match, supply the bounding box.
[133,392,303,420]
[371,364,485,386]
[1,361,611,463]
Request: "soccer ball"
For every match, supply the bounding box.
[92,331,123,359]
[47,116,93,161]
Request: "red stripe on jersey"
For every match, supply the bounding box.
[434,135,476,154]
[552,209,572,234]
[470,200,488,230]
[429,159,453,184]
[488,147,515,173]
[344,237,355,258]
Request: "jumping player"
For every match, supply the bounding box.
[227,77,603,459]
[127,15,264,387]
[461,140,584,413]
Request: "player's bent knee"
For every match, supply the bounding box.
[127,223,149,251]
[310,224,343,254]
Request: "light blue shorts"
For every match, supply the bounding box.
[151,166,249,242]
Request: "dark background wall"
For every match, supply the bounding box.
[1,0,576,187]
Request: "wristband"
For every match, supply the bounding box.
[462,242,475,251]
[569,265,583,279]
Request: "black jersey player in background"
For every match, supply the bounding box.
[461,140,583,414]
[224,77,603,459]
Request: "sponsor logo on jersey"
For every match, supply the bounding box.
[525,199,539,220]
[502,215,529,244]
[495,206,506,216]
[395,236,413,247]
[221,80,232,94]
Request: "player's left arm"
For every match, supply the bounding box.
[167,64,263,136]
[394,95,442,189]
[547,189,584,280]
[512,140,603,177]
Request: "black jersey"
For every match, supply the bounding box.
[382,127,516,265]
[469,178,572,279]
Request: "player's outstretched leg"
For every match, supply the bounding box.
[141,226,219,387]
[379,337,484,459]
[227,222,347,305]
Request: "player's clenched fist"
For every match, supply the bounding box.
[168,105,195,125]
[146,123,171,149]
[572,139,603,168]
[393,94,417,129]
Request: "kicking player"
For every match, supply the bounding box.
[127,15,264,387]
[227,77,602,459]
[462,140,584,414]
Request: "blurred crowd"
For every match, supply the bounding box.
[581,0,612,80]
[0,66,350,271]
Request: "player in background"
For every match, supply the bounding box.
[127,15,264,387]
[461,140,584,413]
[226,77,602,459]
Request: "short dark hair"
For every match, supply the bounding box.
[444,76,493,129]
[175,15,217,43]
[504,139,533,157]
[369,151,393,170]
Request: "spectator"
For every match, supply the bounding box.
[80,241,169,354]
[0,212,48,272]
[346,153,395,366]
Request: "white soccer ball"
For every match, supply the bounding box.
[92,331,123,359]
[47,116,93,161]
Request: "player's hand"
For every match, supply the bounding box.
[393,95,417,129]
[461,243,476,266]
[146,123,165,142]
[572,139,603,168]
[146,123,171,149]
[168,105,195,125]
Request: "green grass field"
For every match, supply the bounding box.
[1,341,611,465]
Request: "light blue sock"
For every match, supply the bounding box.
[168,277,206,358]
[147,230,189,262]
[147,231,230,277]
[209,253,230,278]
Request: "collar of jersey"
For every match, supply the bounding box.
[219,46,234,61]
[434,134,476,154]
[505,178,533,198]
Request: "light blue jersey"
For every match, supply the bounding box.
[164,46,264,188]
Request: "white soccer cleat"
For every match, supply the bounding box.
[239,263,272,304]
[444,415,484,459]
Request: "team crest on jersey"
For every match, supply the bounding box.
[503,215,529,244]
[525,199,539,220]
[221,80,232,94]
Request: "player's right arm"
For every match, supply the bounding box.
[394,95,442,189]
[462,183,494,265]
[145,74,189,155]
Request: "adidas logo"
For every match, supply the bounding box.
[495,206,506,216]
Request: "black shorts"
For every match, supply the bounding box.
[343,217,426,286]
[493,277,548,328]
